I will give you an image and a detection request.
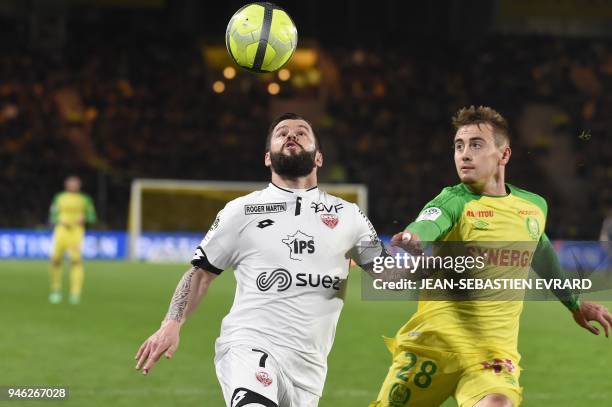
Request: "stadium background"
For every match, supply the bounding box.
[1,0,611,406]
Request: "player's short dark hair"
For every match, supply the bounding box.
[266,113,321,152]
[452,105,510,147]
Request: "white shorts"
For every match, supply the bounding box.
[215,345,320,407]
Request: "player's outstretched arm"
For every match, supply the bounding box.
[572,301,612,338]
[134,266,217,375]
[359,232,428,285]
[532,234,612,337]
[390,231,425,256]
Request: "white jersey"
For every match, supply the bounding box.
[192,183,383,396]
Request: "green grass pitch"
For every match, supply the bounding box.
[1,260,610,406]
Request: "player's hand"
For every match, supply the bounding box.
[135,320,181,375]
[390,231,424,256]
[572,301,612,337]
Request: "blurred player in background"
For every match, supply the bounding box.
[48,175,97,305]
[135,113,385,407]
[371,106,612,407]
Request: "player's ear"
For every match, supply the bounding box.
[499,145,511,166]
[264,151,271,167]
[315,151,323,168]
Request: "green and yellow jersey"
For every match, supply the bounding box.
[396,183,548,358]
[49,192,97,228]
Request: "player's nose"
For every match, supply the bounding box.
[461,153,472,161]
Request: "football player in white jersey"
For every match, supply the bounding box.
[135,113,388,406]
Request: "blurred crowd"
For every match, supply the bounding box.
[1,31,610,238]
[326,37,612,238]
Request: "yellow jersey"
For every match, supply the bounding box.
[49,192,97,228]
[398,183,547,358]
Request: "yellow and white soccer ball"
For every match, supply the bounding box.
[226,2,298,73]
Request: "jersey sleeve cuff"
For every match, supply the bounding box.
[191,247,224,275]
[406,221,442,242]
[564,298,580,313]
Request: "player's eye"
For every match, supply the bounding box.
[470,142,482,149]
[454,143,464,151]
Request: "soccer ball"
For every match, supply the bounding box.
[226,2,298,73]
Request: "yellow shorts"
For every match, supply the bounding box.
[369,338,522,407]
[51,225,85,262]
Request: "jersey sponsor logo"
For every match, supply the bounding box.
[416,207,442,222]
[466,209,494,218]
[210,216,220,230]
[296,273,342,290]
[358,208,380,244]
[203,215,221,244]
[255,268,342,292]
[282,230,315,261]
[481,358,515,374]
[257,219,275,229]
[321,213,339,229]
[310,201,344,213]
[244,202,287,215]
[526,216,540,240]
[255,371,273,387]
[256,268,292,291]
[471,219,489,230]
[467,246,534,267]
[518,209,539,216]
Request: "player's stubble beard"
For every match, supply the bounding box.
[270,146,317,178]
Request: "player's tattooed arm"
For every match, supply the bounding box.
[135,266,217,375]
[165,267,196,322]
[165,266,218,324]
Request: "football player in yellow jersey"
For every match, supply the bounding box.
[369,106,612,407]
[48,175,97,305]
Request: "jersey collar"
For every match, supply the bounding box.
[461,182,511,198]
[269,182,319,197]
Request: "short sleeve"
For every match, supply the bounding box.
[191,205,240,274]
[346,204,385,267]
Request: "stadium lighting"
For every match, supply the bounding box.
[223,66,236,79]
[212,80,225,93]
[307,69,321,85]
[267,82,280,95]
[278,68,291,81]
[291,74,306,88]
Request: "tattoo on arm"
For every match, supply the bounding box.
[165,267,197,322]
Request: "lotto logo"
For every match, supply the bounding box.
[257,219,275,229]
